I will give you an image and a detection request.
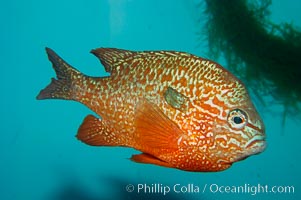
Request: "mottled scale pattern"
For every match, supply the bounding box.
[38,48,266,172]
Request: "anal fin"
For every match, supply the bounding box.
[131,153,174,168]
[76,115,120,146]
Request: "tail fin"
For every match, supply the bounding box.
[36,47,81,100]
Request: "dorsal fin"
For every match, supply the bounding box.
[91,48,136,73]
[91,48,194,74]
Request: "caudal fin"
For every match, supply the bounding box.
[36,47,81,100]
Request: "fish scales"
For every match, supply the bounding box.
[37,47,266,172]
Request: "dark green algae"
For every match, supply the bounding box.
[202,0,301,122]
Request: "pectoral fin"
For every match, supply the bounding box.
[131,153,174,168]
[134,99,185,150]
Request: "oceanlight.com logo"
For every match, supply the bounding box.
[125,183,295,196]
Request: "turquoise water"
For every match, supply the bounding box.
[2,0,300,199]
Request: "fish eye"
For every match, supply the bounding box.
[233,116,243,124]
[227,109,248,129]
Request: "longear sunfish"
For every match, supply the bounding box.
[37,47,266,172]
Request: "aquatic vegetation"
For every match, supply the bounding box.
[202,0,301,121]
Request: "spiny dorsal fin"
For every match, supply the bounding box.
[91,48,136,73]
[91,48,194,74]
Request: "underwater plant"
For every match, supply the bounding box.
[202,0,301,123]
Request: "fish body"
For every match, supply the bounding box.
[37,47,266,172]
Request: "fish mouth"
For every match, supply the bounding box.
[233,136,266,162]
[244,135,266,155]
[246,135,266,148]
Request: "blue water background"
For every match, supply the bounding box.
[1,0,300,199]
